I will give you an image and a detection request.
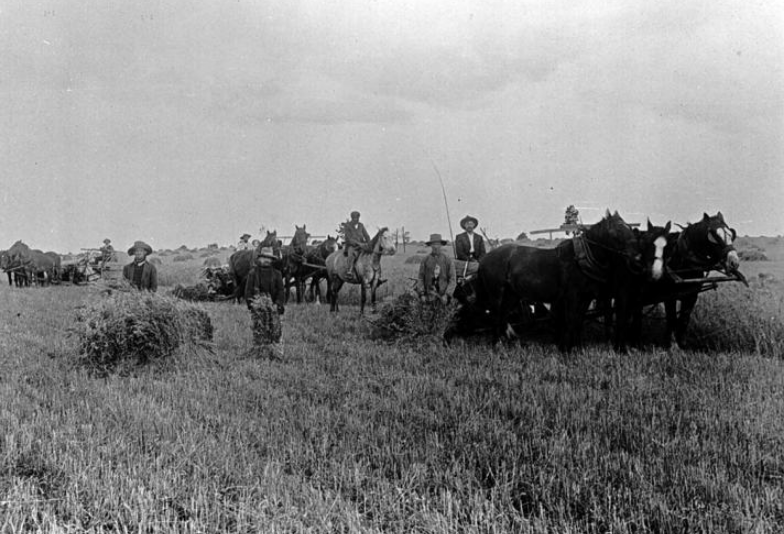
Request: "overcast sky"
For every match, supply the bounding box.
[1,0,782,253]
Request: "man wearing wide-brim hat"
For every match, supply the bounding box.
[237,233,252,251]
[122,241,157,292]
[245,246,285,358]
[418,233,456,304]
[455,215,486,263]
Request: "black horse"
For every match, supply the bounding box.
[451,210,643,353]
[277,225,311,304]
[634,212,742,349]
[228,230,280,304]
[303,235,338,304]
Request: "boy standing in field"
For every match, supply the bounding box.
[245,246,285,359]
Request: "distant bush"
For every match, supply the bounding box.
[172,254,194,262]
[738,249,769,261]
[70,292,213,372]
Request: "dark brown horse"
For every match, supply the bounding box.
[228,230,280,303]
[458,211,643,353]
[635,212,741,349]
[304,235,338,304]
[278,225,311,304]
[3,241,60,286]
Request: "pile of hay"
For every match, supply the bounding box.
[70,291,213,371]
[371,292,458,343]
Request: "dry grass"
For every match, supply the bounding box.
[0,250,783,532]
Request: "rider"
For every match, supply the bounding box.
[237,233,252,251]
[99,238,115,265]
[342,210,370,281]
[454,215,486,263]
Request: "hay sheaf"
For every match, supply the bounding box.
[371,292,458,343]
[70,291,214,371]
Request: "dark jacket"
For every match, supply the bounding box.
[418,252,456,297]
[344,221,370,248]
[122,261,158,292]
[245,265,285,311]
[455,232,486,262]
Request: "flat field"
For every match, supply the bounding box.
[1,239,783,533]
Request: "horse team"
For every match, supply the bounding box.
[449,211,743,353]
[2,211,744,354]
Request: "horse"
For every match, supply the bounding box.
[326,227,396,314]
[278,225,311,304]
[228,230,280,304]
[4,241,59,287]
[303,235,339,304]
[635,212,741,349]
[459,211,643,353]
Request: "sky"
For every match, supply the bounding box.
[1,0,782,253]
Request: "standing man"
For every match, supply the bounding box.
[418,233,456,304]
[455,215,486,262]
[245,246,285,358]
[237,233,252,251]
[342,210,370,281]
[123,241,158,292]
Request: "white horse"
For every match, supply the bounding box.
[326,227,396,314]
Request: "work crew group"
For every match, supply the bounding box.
[119,211,486,358]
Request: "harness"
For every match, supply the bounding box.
[672,228,734,273]
[573,235,609,283]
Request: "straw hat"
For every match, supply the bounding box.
[425,233,448,246]
[256,246,277,260]
[127,241,153,256]
[240,233,251,240]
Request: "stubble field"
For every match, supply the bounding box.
[1,238,783,533]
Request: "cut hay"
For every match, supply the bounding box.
[371,292,458,343]
[70,291,214,371]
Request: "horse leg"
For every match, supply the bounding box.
[359,282,367,315]
[329,276,342,312]
[663,299,678,349]
[674,293,699,349]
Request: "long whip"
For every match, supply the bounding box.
[430,160,457,259]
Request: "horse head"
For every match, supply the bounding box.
[638,219,672,281]
[586,210,643,273]
[682,212,740,273]
[292,224,310,254]
[320,235,339,258]
[371,227,396,256]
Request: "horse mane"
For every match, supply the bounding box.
[369,227,389,250]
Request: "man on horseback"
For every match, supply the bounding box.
[455,215,486,264]
[237,233,252,251]
[343,211,370,281]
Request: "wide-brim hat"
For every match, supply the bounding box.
[103,238,111,244]
[460,215,479,230]
[425,233,448,246]
[240,233,251,240]
[256,246,277,260]
[128,241,153,256]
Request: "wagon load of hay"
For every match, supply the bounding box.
[70,291,213,371]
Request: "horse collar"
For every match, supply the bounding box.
[573,235,608,283]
